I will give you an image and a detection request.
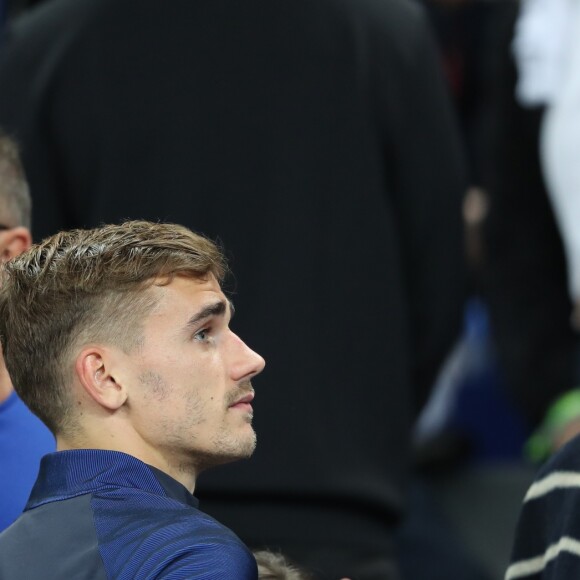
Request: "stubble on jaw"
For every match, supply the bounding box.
[137,370,258,472]
[176,427,257,476]
[198,381,258,471]
[138,369,170,401]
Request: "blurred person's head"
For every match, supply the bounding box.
[0,130,31,262]
[0,129,32,403]
[0,220,265,490]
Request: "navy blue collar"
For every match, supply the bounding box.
[148,464,199,509]
[27,449,199,510]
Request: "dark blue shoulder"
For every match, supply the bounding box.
[91,489,256,579]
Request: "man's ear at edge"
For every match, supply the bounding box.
[75,347,128,411]
[0,226,32,262]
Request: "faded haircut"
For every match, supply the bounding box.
[0,220,226,435]
[0,130,31,228]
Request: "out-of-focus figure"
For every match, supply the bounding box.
[0,130,54,531]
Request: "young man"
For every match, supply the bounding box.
[0,131,54,531]
[0,220,265,579]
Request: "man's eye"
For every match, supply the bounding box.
[194,328,209,341]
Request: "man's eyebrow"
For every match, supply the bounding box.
[185,299,234,329]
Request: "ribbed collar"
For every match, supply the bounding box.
[27,449,199,510]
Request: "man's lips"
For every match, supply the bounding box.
[229,391,255,409]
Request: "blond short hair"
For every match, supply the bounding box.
[0,220,226,434]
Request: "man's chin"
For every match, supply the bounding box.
[199,431,257,470]
[235,430,257,459]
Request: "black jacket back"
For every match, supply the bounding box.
[0,0,466,572]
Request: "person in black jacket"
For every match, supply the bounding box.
[1,0,46,26]
[0,1,466,577]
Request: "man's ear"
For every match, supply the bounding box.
[0,226,32,261]
[75,347,127,411]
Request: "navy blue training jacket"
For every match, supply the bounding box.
[0,449,257,579]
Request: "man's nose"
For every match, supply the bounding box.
[229,332,265,381]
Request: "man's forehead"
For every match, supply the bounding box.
[147,274,229,315]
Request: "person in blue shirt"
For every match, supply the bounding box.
[0,220,266,579]
[0,130,54,531]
